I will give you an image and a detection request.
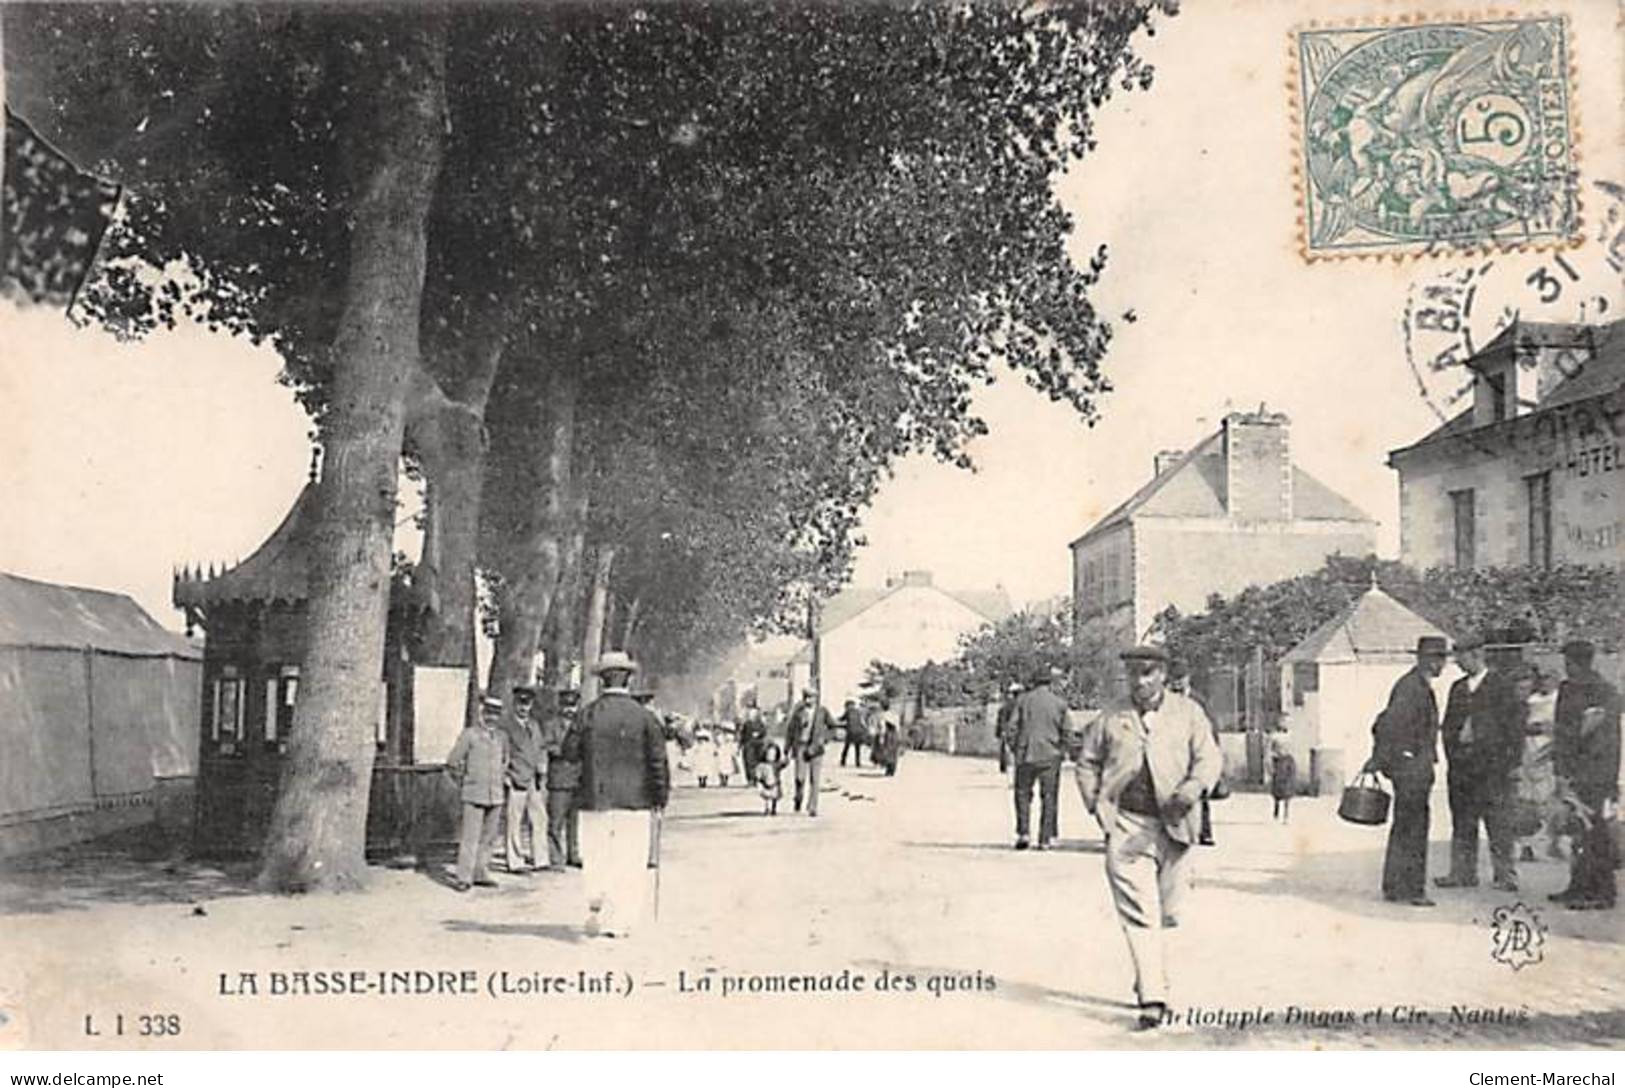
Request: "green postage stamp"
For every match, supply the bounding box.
[1295,16,1579,259]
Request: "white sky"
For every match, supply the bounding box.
[2,0,1619,628]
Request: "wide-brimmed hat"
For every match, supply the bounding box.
[1415,636,1449,657]
[593,651,639,675]
[479,694,504,713]
[1120,644,1170,664]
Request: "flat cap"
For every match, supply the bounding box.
[1120,644,1171,664]
[1415,635,1449,656]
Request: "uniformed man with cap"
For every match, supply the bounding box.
[1366,635,1448,906]
[542,688,584,870]
[445,693,511,892]
[576,651,670,937]
[1074,643,1222,1030]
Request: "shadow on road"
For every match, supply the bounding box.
[0,838,259,916]
[441,919,585,943]
[903,839,1107,856]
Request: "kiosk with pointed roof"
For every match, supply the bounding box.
[1278,579,1453,795]
[173,460,449,858]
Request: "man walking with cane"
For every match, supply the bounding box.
[786,689,833,816]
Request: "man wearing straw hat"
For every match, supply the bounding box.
[576,651,670,938]
[1074,643,1221,1031]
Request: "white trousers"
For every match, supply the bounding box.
[578,809,655,935]
[1102,808,1194,1006]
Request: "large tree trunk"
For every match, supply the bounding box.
[258,20,446,894]
[486,358,579,698]
[579,543,616,703]
[541,490,590,691]
[407,314,508,668]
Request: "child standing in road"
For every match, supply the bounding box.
[756,739,786,814]
[1270,736,1296,822]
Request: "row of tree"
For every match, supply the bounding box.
[1149,554,1624,672]
[2,1,1175,890]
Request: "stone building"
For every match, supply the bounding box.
[786,571,1011,711]
[1070,407,1378,647]
[1388,319,1623,571]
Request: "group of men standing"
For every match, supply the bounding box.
[1369,634,1619,911]
[445,650,671,938]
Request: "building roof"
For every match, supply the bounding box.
[0,570,199,658]
[783,575,1014,665]
[1282,584,1448,665]
[1391,318,1625,460]
[1070,427,1375,548]
[174,482,318,609]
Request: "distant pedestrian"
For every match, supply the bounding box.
[445,694,511,892]
[716,724,739,787]
[1269,736,1296,822]
[873,709,901,776]
[692,727,721,787]
[756,739,787,814]
[542,689,584,870]
[785,690,833,816]
[996,682,1021,775]
[738,705,768,784]
[1550,640,1620,912]
[1365,635,1447,907]
[1009,668,1068,850]
[502,685,547,874]
[577,652,670,938]
[839,698,869,767]
[1074,644,1222,1030]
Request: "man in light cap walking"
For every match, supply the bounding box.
[1075,644,1221,1030]
[445,694,511,892]
[576,651,670,937]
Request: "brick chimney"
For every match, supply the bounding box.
[1153,449,1185,478]
[1221,406,1292,522]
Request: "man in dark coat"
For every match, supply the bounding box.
[1010,667,1068,850]
[738,704,768,783]
[1367,635,1447,906]
[1551,640,1621,910]
[542,688,583,870]
[785,689,834,815]
[1435,636,1522,891]
[839,697,869,767]
[577,651,670,937]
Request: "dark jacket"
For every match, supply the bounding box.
[544,714,582,792]
[841,704,869,741]
[1372,666,1439,778]
[1010,685,1068,766]
[1439,670,1522,778]
[786,701,833,759]
[1554,669,1622,800]
[503,712,546,789]
[577,691,669,811]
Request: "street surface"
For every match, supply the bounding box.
[2,752,1620,1049]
